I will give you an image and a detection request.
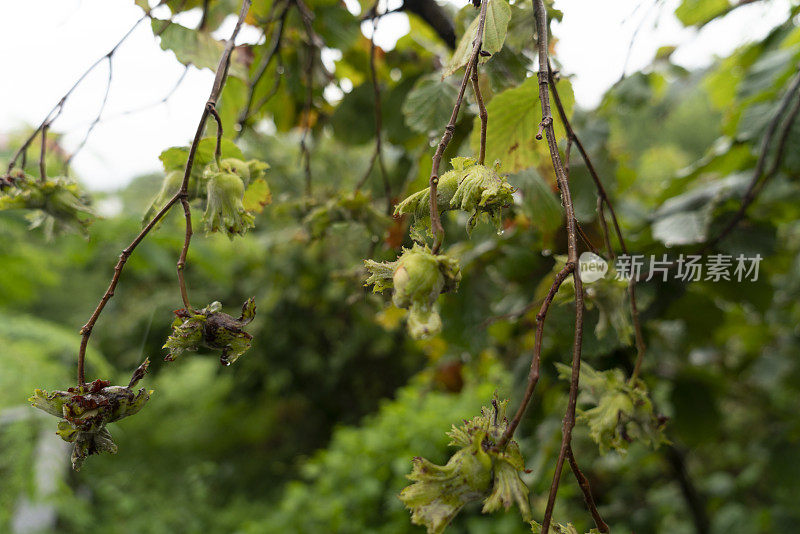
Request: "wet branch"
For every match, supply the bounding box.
[547,64,647,382]
[567,445,610,533]
[75,0,252,385]
[428,0,488,254]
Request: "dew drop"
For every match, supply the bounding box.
[496,228,505,236]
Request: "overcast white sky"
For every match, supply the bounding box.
[0,0,790,190]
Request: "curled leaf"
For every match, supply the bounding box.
[164,298,256,366]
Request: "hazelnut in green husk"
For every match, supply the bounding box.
[28,360,152,470]
[202,170,255,238]
[399,398,531,533]
[164,298,256,366]
[203,157,269,189]
[364,245,460,339]
[394,157,515,234]
[0,172,94,238]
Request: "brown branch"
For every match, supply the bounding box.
[496,261,574,450]
[597,197,614,259]
[471,66,488,165]
[429,1,488,254]
[574,218,603,258]
[296,0,319,199]
[567,445,609,533]
[75,0,252,385]
[529,3,585,533]
[199,0,211,30]
[39,124,48,183]
[547,62,648,383]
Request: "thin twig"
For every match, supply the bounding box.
[39,125,48,183]
[597,197,614,259]
[567,446,610,533]
[199,0,211,30]
[296,0,319,199]
[6,11,153,174]
[75,0,252,385]
[65,55,113,172]
[95,65,188,124]
[237,0,290,131]
[429,1,489,254]
[529,3,585,532]
[471,65,488,165]
[575,218,603,258]
[547,63,648,383]
[355,6,393,214]
[496,262,574,449]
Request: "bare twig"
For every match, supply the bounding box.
[547,63,648,383]
[65,56,113,171]
[497,262,574,449]
[39,125,48,183]
[597,197,614,259]
[75,0,252,385]
[96,65,188,124]
[567,445,610,533]
[471,66,488,165]
[429,1,489,254]
[237,0,290,131]
[355,6,393,214]
[199,0,211,30]
[296,0,319,198]
[528,4,585,532]
[6,10,153,175]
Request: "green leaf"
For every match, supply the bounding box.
[159,138,244,174]
[443,0,512,78]
[674,0,731,26]
[402,75,458,134]
[242,177,272,213]
[152,19,248,79]
[474,76,573,173]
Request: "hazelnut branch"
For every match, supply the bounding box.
[428,0,488,254]
[75,0,252,385]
